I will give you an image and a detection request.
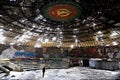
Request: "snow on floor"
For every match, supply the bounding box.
[1,67,120,80]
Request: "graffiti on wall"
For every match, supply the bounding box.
[69,46,120,58]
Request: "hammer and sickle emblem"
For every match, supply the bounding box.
[57,9,71,17]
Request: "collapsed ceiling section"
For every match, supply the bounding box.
[0,0,120,48]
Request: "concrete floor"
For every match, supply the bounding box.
[1,67,120,80]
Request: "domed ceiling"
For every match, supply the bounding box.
[0,0,120,48]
